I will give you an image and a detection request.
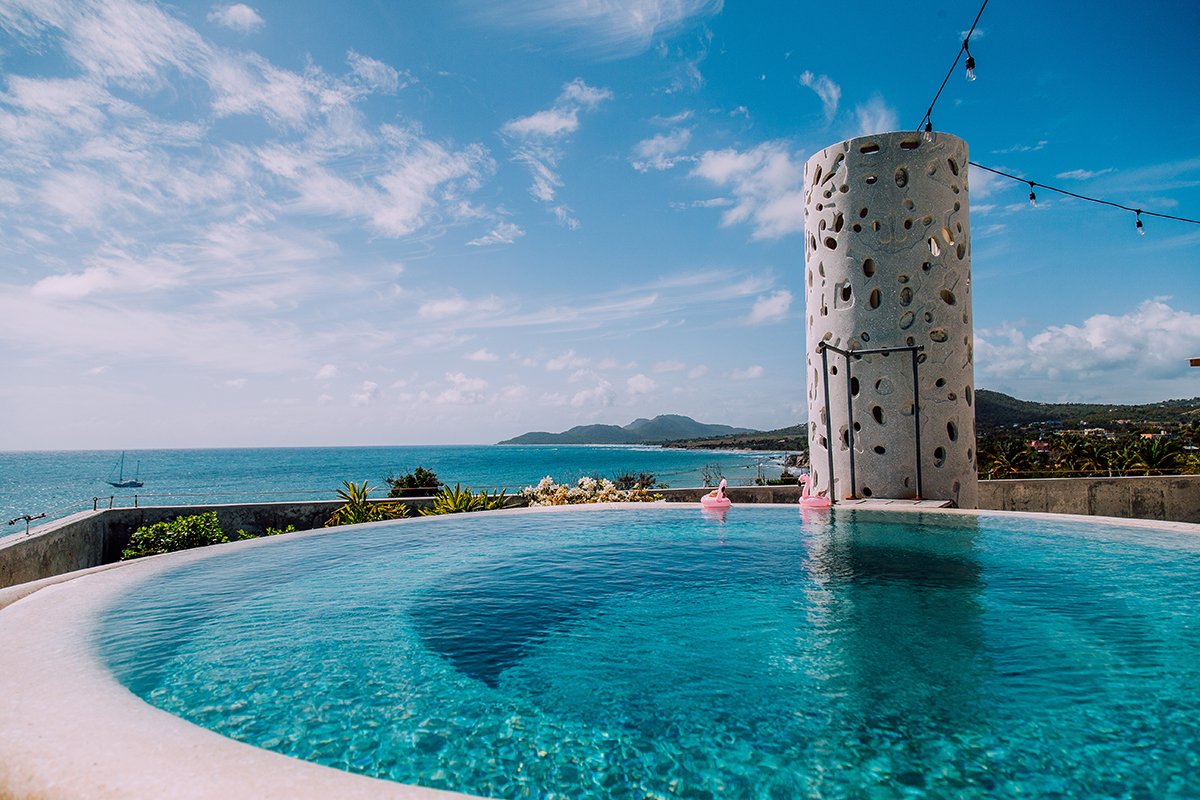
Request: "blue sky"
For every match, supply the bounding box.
[1,0,1198,449]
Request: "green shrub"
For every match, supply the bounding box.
[386,466,441,497]
[419,483,508,515]
[121,511,229,560]
[326,480,409,527]
[235,524,298,540]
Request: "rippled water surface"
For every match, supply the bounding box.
[99,507,1200,798]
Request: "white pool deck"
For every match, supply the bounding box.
[2,503,1197,799]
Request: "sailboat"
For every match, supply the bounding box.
[106,451,144,488]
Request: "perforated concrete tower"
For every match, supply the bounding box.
[803,131,977,507]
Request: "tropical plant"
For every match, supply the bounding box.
[610,471,661,490]
[121,511,229,560]
[977,437,1038,479]
[419,483,508,515]
[326,480,409,527]
[386,466,441,497]
[1127,437,1184,476]
[235,524,298,540]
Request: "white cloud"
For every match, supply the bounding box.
[503,79,610,226]
[417,294,502,319]
[315,364,338,380]
[730,365,764,380]
[654,360,686,372]
[798,71,840,121]
[224,377,248,388]
[976,300,1200,388]
[465,348,499,362]
[691,141,805,239]
[475,0,723,58]
[350,380,380,406]
[627,373,657,394]
[571,380,615,407]
[467,221,525,246]
[207,4,264,33]
[1055,168,1116,181]
[853,95,898,136]
[546,350,589,371]
[745,290,791,325]
[346,51,407,94]
[84,365,109,376]
[993,140,1048,155]
[631,128,692,172]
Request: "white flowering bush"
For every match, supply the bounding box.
[521,476,661,506]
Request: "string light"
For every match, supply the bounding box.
[969,162,1200,234]
[923,120,933,143]
[916,0,989,132]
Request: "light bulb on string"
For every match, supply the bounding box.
[923,121,933,143]
[964,42,976,81]
[1028,182,1037,207]
[1136,210,1145,236]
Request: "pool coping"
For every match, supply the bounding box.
[2,503,1198,799]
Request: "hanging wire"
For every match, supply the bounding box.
[916,0,989,131]
[968,162,1200,227]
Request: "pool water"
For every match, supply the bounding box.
[98,507,1200,798]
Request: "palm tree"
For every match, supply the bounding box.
[978,437,1038,479]
[1127,437,1184,476]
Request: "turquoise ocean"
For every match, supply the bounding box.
[0,445,788,537]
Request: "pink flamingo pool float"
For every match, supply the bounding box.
[700,478,731,509]
[799,475,832,509]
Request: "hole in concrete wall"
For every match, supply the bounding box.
[818,262,826,277]
[941,289,956,305]
[862,485,873,497]
[935,377,946,388]
[963,312,970,325]
[947,420,958,442]
[809,234,817,252]
[840,283,853,302]
[953,480,961,498]
[941,227,955,245]
[853,421,861,432]
[899,287,913,306]
[933,446,946,467]
[819,219,827,231]
[902,402,914,416]
[859,142,880,154]
[899,138,921,150]
[929,237,941,257]
[904,476,911,488]
[947,391,957,401]
[875,377,894,395]
[863,258,876,277]
[917,352,927,364]
[965,386,974,406]
[816,203,823,211]
[929,328,948,342]
[922,261,933,272]
[895,167,909,188]
[851,377,860,397]
[948,158,960,176]
[834,213,844,233]
[822,330,833,341]
[903,198,915,210]
[905,336,915,346]
[830,364,838,376]
[903,218,913,229]
[957,242,966,260]
[808,270,813,288]
[869,288,881,309]
[864,175,878,185]
[859,207,869,218]
[872,405,884,425]
[841,428,849,449]
[927,161,938,176]
[852,223,862,232]
[873,445,886,454]
[872,220,881,231]
[924,311,934,323]
[825,236,838,250]
[820,303,828,316]
[818,436,828,449]
[811,165,823,186]
[899,310,915,329]
[898,274,909,283]
[967,448,974,464]
[861,331,870,342]
[954,201,961,211]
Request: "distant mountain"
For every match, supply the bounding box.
[975,389,1200,430]
[498,415,758,445]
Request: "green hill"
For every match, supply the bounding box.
[498,415,757,445]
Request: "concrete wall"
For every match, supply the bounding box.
[978,475,1200,523]
[0,498,439,590]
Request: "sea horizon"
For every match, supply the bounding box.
[1,444,792,537]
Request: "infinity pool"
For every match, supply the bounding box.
[97,507,1200,798]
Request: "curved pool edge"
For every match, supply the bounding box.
[2,504,1197,799]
